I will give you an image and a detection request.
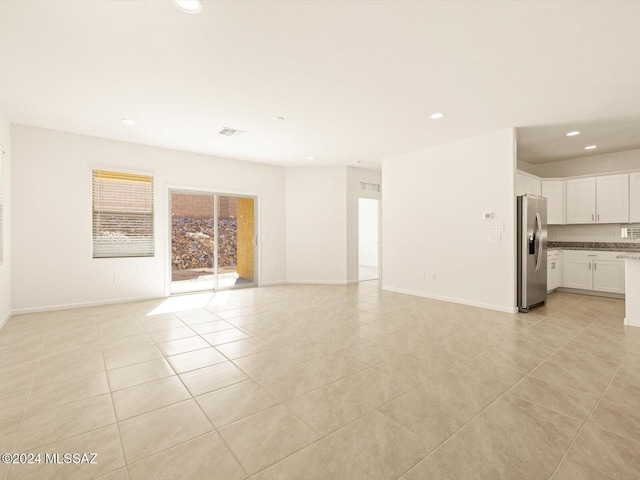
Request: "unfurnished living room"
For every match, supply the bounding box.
[1,1,640,479]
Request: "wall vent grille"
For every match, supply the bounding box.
[360,182,381,192]
[622,227,640,239]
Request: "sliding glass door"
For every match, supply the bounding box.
[170,191,256,294]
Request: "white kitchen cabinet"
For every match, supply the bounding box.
[630,172,640,223]
[527,176,542,196]
[596,174,629,223]
[562,250,625,294]
[566,174,629,224]
[566,177,596,224]
[593,260,626,294]
[547,250,562,291]
[516,172,541,197]
[541,180,565,225]
[563,251,594,289]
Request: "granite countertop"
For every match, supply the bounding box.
[617,254,640,260]
[547,241,640,252]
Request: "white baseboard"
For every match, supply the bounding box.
[0,310,11,330]
[555,287,624,300]
[624,317,640,328]
[11,295,163,316]
[286,280,350,285]
[259,281,287,287]
[382,285,518,314]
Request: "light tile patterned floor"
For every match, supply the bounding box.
[0,284,639,479]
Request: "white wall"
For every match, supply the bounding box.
[286,167,347,283]
[382,128,517,312]
[0,111,10,326]
[346,167,382,283]
[358,198,379,266]
[11,125,287,312]
[530,148,640,178]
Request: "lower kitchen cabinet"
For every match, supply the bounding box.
[562,250,625,294]
[593,260,626,294]
[563,252,593,290]
[547,250,562,291]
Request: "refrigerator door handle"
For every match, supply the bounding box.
[535,213,543,271]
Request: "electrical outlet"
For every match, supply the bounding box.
[419,271,425,280]
[432,273,437,280]
[113,274,120,284]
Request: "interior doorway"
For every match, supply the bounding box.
[170,191,256,294]
[358,198,379,281]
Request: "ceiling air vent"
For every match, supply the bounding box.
[219,127,245,136]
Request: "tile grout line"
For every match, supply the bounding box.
[102,321,137,480]
[166,331,252,480]
[4,341,44,480]
[547,358,627,480]
[208,305,561,478]
[392,315,596,479]
[2,290,633,479]
[547,331,640,480]
[107,306,234,475]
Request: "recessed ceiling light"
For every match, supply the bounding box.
[356,161,363,164]
[273,116,285,121]
[121,119,136,125]
[584,145,597,150]
[566,131,580,137]
[174,0,203,14]
[306,156,315,160]
[429,112,445,120]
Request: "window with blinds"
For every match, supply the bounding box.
[92,170,154,258]
[0,149,4,265]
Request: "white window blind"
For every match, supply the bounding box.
[0,149,4,264]
[92,170,154,258]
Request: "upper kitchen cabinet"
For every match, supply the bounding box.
[541,180,565,224]
[566,173,629,224]
[566,177,596,223]
[596,173,629,223]
[630,172,640,223]
[516,172,541,197]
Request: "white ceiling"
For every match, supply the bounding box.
[1,0,640,168]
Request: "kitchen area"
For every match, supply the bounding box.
[516,167,640,326]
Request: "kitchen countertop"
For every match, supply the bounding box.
[617,254,640,260]
[547,241,640,252]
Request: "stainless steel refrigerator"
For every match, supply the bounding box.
[517,194,547,312]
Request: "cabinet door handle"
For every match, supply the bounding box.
[592,213,595,221]
[594,262,597,271]
[597,213,600,221]
[589,263,591,270]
